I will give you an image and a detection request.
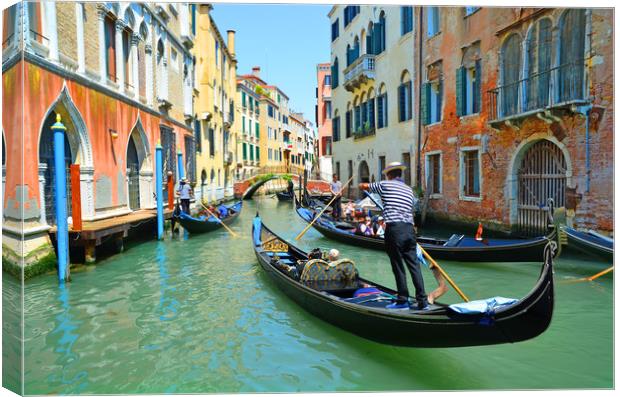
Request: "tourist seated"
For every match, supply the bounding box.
[217,204,229,218]
[355,216,374,236]
[328,249,340,262]
[344,202,355,221]
[375,216,386,237]
[208,205,220,218]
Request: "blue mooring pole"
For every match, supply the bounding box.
[177,149,184,180]
[156,142,164,239]
[51,114,69,283]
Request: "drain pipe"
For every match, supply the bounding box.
[574,105,593,192]
[156,142,164,239]
[52,114,69,283]
[415,7,424,187]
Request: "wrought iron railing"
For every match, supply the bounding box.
[343,54,375,86]
[487,62,587,121]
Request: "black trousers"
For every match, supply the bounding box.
[332,196,342,219]
[384,222,428,306]
[180,199,190,214]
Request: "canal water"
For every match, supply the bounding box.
[4,197,613,393]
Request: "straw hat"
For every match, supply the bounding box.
[382,161,407,175]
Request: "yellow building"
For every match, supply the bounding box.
[192,4,238,203]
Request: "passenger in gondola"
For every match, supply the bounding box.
[344,201,355,221]
[208,204,220,218]
[375,216,386,237]
[359,161,429,310]
[217,203,229,219]
[355,216,374,236]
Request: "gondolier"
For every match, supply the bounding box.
[176,177,194,214]
[359,162,428,310]
[330,174,343,219]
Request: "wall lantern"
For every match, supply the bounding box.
[109,128,118,139]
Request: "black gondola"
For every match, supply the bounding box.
[295,200,556,262]
[252,215,555,347]
[562,226,613,262]
[174,201,242,234]
[276,191,294,201]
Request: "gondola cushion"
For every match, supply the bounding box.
[449,296,518,314]
[300,259,358,282]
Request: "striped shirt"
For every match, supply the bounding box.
[369,179,416,224]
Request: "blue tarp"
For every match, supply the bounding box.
[253,217,262,246]
[449,297,518,314]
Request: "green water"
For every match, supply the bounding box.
[4,197,613,393]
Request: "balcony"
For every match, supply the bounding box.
[487,62,589,127]
[343,54,375,92]
[352,124,376,140]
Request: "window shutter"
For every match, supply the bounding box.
[438,79,444,122]
[456,66,464,117]
[346,110,351,137]
[398,84,405,122]
[242,143,247,160]
[255,123,259,138]
[401,7,405,36]
[474,60,481,114]
[377,97,383,129]
[384,94,388,127]
[373,21,382,54]
[421,83,430,125]
[369,98,375,128]
[407,81,412,120]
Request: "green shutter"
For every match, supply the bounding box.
[256,146,260,161]
[242,116,246,133]
[421,83,430,125]
[242,92,246,107]
[456,66,465,117]
[242,143,247,160]
[255,123,259,138]
[384,94,388,127]
[474,60,481,114]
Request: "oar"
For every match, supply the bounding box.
[198,201,239,237]
[295,175,354,240]
[362,190,469,302]
[561,265,613,284]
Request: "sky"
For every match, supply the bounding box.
[211,3,332,128]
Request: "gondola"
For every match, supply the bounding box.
[295,199,556,262]
[174,201,242,234]
[276,190,294,201]
[252,215,555,347]
[562,226,613,262]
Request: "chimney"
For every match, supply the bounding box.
[227,30,235,57]
[252,66,261,77]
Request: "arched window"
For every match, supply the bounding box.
[353,96,361,133]
[500,33,522,117]
[360,92,367,131]
[331,57,339,88]
[377,11,386,53]
[525,18,552,111]
[377,83,388,129]
[398,70,413,122]
[345,101,352,138]
[156,39,165,99]
[559,9,586,102]
[401,6,413,36]
[367,88,376,130]
[366,22,374,55]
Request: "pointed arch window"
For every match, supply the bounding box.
[525,18,552,111]
[559,9,586,102]
[500,34,521,117]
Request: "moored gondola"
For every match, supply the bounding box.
[276,191,294,201]
[174,201,243,234]
[295,199,556,262]
[251,215,555,348]
[562,226,613,262]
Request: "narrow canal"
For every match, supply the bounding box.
[5,197,613,393]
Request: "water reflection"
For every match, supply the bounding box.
[157,242,179,321]
[47,282,88,391]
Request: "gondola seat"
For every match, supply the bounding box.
[443,234,464,247]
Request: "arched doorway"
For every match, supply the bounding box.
[127,136,140,210]
[39,111,73,224]
[358,161,370,183]
[516,140,567,236]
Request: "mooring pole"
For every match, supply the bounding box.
[52,114,69,282]
[177,149,184,180]
[155,142,164,239]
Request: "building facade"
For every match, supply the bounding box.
[191,4,237,204]
[329,5,418,197]
[417,7,613,235]
[316,62,332,181]
[2,2,196,275]
[236,75,261,180]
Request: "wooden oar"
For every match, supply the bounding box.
[561,266,613,284]
[295,175,354,240]
[198,201,239,237]
[362,190,469,302]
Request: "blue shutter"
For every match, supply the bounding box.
[474,60,481,114]
[369,98,375,128]
[377,95,384,128]
[398,84,405,122]
[421,83,430,125]
[456,66,465,117]
[384,94,388,127]
[438,79,444,122]
[407,81,412,120]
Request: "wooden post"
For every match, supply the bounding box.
[70,164,82,231]
[167,174,174,210]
